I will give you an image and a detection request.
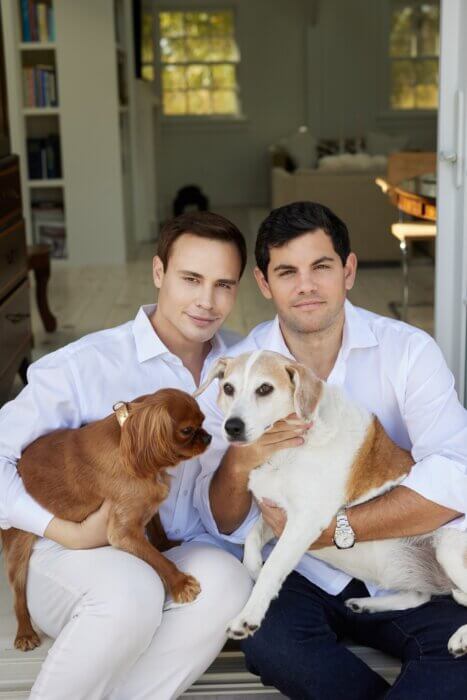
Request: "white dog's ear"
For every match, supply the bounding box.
[285,363,322,420]
[193,357,230,397]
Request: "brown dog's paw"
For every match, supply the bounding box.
[14,631,41,651]
[170,574,201,604]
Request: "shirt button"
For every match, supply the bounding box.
[183,489,188,497]
[174,529,180,535]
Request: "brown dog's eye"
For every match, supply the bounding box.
[256,383,274,397]
[181,427,194,436]
[223,383,234,396]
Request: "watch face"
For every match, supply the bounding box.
[335,529,355,549]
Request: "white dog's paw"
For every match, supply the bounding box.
[448,625,467,658]
[227,609,263,639]
[243,551,263,581]
[345,598,368,614]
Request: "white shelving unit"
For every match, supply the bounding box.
[1,0,138,265]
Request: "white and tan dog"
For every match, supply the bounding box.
[196,350,467,656]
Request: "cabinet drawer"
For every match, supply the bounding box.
[0,156,22,230]
[0,220,28,300]
[0,280,32,374]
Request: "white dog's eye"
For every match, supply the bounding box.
[256,383,274,397]
[223,382,235,396]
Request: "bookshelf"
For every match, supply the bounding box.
[1,0,138,265]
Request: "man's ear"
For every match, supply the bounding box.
[344,252,357,292]
[254,266,272,300]
[285,362,322,420]
[153,255,165,289]
[193,357,231,397]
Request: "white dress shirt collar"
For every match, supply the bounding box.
[132,304,226,364]
[262,299,378,362]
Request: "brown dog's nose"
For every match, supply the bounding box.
[200,431,212,445]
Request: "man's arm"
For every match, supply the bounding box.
[260,485,461,549]
[309,485,461,549]
[210,416,310,534]
[0,353,110,548]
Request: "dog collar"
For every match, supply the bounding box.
[113,401,129,426]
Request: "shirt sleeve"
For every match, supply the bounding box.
[400,334,467,527]
[0,352,83,536]
[194,380,259,544]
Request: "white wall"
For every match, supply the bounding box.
[154,0,438,216]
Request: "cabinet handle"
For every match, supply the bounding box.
[6,312,30,324]
[5,248,17,265]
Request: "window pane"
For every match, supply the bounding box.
[390,7,414,57]
[186,64,212,89]
[142,64,154,82]
[212,90,238,114]
[187,89,212,114]
[210,38,240,62]
[212,64,236,89]
[162,66,187,90]
[159,12,184,38]
[185,12,212,37]
[160,37,186,63]
[141,12,154,64]
[391,60,416,109]
[185,38,212,61]
[419,5,440,56]
[210,11,234,36]
[163,91,187,115]
[414,59,438,108]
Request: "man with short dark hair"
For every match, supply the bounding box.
[196,201,467,699]
[0,211,252,699]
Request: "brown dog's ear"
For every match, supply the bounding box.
[193,356,231,397]
[120,401,179,478]
[285,362,322,420]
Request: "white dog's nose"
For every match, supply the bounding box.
[224,417,245,441]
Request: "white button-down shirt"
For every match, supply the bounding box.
[0,305,230,542]
[195,300,467,595]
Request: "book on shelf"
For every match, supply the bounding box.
[31,201,66,258]
[22,65,57,107]
[37,222,67,258]
[27,134,61,179]
[20,1,56,43]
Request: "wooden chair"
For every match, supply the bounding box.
[27,244,57,333]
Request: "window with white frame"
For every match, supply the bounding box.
[389,0,440,110]
[158,9,241,117]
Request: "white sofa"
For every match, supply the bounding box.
[272,167,400,263]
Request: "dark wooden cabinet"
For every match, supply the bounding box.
[0,155,32,402]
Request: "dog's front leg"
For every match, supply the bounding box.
[228,518,323,638]
[108,515,200,603]
[243,515,274,581]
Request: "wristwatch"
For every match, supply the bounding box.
[333,508,356,549]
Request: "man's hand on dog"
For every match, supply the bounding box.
[235,413,312,471]
[259,499,336,550]
[45,500,111,549]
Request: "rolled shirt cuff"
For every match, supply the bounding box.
[402,454,467,530]
[195,470,259,544]
[8,490,55,537]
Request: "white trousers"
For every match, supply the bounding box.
[26,540,252,699]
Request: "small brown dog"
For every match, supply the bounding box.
[1,388,211,651]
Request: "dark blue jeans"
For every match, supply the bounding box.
[241,573,467,699]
